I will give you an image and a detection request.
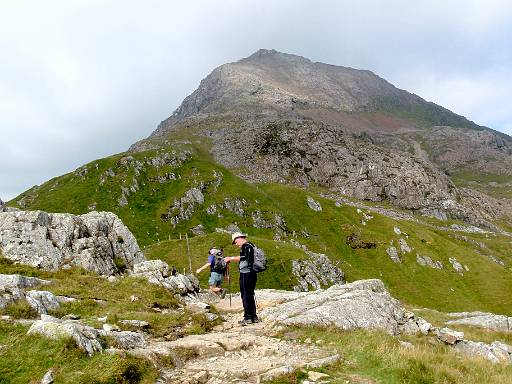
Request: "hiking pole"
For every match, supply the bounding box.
[227,263,232,308]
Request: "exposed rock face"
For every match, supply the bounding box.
[132,49,512,229]
[0,210,145,276]
[291,251,344,291]
[455,340,512,364]
[446,312,512,332]
[259,279,427,335]
[130,260,200,295]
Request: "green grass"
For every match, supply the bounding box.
[6,137,512,314]
[269,326,512,384]
[0,322,158,384]
[450,169,512,199]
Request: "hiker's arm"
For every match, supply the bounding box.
[195,262,210,274]
[224,256,240,263]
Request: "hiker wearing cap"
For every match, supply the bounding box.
[196,248,227,298]
[224,232,259,326]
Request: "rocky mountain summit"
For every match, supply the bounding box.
[130,49,512,229]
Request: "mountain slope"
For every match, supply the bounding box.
[129,49,512,229]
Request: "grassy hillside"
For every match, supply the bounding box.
[7,139,512,315]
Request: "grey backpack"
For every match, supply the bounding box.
[251,245,267,273]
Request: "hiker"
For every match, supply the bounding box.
[224,232,259,325]
[196,247,227,298]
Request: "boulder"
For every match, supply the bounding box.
[130,260,199,295]
[436,328,464,345]
[386,246,401,263]
[307,197,322,212]
[25,290,60,315]
[260,279,422,335]
[0,210,145,276]
[28,315,103,356]
[99,329,147,349]
[416,254,443,269]
[0,274,50,290]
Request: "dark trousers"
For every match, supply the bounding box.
[240,271,257,320]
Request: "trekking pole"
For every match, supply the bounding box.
[227,263,232,308]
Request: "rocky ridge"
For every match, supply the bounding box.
[129,49,512,230]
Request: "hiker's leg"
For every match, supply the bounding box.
[245,271,257,319]
[208,272,223,294]
[240,272,251,320]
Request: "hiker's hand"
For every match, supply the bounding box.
[224,257,231,263]
[195,268,201,274]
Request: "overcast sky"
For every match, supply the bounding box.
[1,0,511,201]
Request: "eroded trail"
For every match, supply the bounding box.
[150,295,339,384]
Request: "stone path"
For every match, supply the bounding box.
[129,294,340,384]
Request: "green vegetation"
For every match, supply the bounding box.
[269,326,512,384]
[0,322,157,384]
[450,169,512,199]
[7,139,512,314]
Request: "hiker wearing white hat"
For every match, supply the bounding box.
[224,232,259,325]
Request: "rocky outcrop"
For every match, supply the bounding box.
[455,340,512,364]
[28,315,104,356]
[0,273,74,315]
[291,251,344,292]
[446,312,512,332]
[259,279,430,336]
[0,210,145,276]
[130,260,200,295]
[416,254,443,269]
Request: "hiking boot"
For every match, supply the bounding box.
[251,317,260,323]
[238,318,252,326]
[220,288,227,299]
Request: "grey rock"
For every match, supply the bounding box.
[40,368,55,384]
[118,319,150,329]
[386,246,401,263]
[0,274,50,290]
[0,210,145,276]
[446,312,511,332]
[307,197,322,212]
[100,330,147,349]
[190,224,205,236]
[291,251,344,291]
[260,279,420,335]
[455,340,512,364]
[28,316,103,356]
[131,260,198,295]
[437,327,464,345]
[161,187,205,225]
[449,257,465,275]
[416,254,443,269]
[393,227,401,235]
[399,238,411,254]
[25,290,60,315]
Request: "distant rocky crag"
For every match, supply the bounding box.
[130,49,512,230]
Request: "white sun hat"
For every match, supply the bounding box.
[231,232,247,244]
